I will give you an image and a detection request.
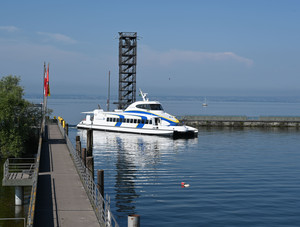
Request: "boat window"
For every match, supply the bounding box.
[150,104,163,110]
[136,104,151,110]
[149,120,152,125]
[130,119,133,123]
[154,118,160,125]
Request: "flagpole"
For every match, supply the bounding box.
[43,62,46,116]
[42,62,47,137]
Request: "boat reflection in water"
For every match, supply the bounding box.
[78,129,198,219]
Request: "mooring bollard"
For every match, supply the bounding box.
[81,148,87,167]
[128,214,140,227]
[97,169,104,198]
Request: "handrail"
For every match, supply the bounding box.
[26,118,44,226]
[57,121,119,227]
[4,159,36,174]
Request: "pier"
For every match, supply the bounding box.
[2,119,119,227]
[34,122,99,226]
[180,116,300,127]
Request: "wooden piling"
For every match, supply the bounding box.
[81,148,87,167]
[76,141,82,158]
[65,123,69,135]
[87,129,93,157]
[86,156,94,180]
[97,170,104,198]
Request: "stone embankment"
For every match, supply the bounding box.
[179,116,300,127]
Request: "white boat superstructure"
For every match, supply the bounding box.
[77,90,198,138]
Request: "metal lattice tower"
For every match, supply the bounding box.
[118,32,137,109]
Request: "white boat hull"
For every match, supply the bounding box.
[77,122,197,137]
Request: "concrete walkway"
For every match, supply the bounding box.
[34,123,99,227]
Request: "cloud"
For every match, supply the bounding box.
[0,26,19,32]
[140,45,253,67]
[37,32,77,44]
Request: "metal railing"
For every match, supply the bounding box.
[57,121,119,227]
[3,158,36,177]
[27,118,44,226]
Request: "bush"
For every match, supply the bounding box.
[0,75,41,158]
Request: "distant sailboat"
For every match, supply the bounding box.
[202,97,208,107]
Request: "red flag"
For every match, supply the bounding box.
[47,63,50,96]
[44,63,50,97]
[44,63,47,97]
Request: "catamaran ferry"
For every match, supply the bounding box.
[77,90,198,138]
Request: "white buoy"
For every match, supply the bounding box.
[181,182,190,188]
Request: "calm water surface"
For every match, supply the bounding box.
[75,127,300,227]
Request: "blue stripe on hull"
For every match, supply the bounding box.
[136,116,147,128]
[124,110,178,126]
[115,115,124,127]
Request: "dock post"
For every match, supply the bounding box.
[128,214,140,227]
[15,186,24,206]
[81,148,87,167]
[65,123,69,135]
[76,138,82,158]
[97,170,104,198]
[86,156,94,180]
[87,129,93,157]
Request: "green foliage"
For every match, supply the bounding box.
[0,75,41,158]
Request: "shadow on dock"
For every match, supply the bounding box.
[34,128,55,227]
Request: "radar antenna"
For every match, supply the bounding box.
[139,89,149,101]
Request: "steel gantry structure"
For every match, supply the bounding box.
[117,32,137,110]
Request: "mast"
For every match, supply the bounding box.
[107,70,110,111]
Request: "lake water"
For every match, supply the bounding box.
[2,95,299,226]
[74,127,300,227]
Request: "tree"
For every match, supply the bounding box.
[0,75,41,158]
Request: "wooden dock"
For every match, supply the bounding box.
[34,123,100,227]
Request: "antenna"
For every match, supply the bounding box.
[139,89,149,101]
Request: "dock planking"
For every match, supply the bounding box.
[34,123,100,227]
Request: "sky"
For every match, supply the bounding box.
[0,0,300,97]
